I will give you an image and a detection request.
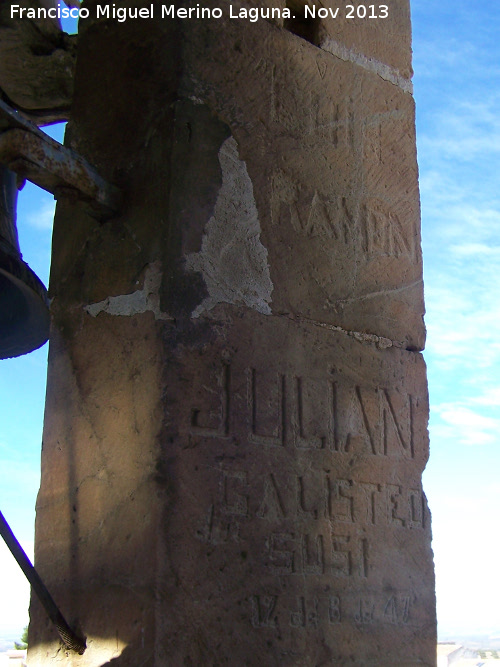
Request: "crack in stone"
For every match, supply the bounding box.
[288,313,408,350]
[328,280,424,306]
[319,37,413,94]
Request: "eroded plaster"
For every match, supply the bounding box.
[85,261,172,320]
[185,136,274,318]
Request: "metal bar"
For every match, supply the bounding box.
[0,509,86,654]
[0,99,49,136]
[0,99,122,220]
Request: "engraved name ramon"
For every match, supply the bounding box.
[273,187,418,260]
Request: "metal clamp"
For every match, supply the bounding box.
[0,99,122,220]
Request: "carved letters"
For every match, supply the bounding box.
[190,363,230,438]
[214,469,425,532]
[185,351,427,628]
[250,592,415,629]
[251,595,278,628]
[361,199,417,259]
[271,181,418,261]
[189,363,417,460]
[271,74,355,146]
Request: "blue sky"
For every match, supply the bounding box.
[1,1,500,644]
[0,124,62,639]
[413,0,500,639]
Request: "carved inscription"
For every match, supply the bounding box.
[384,594,411,625]
[287,193,352,244]
[221,470,248,517]
[259,532,367,578]
[271,72,355,146]
[293,377,333,450]
[246,57,357,147]
[248,369,285,447]
[196,504,241,545]
[271,176,418,260]
[257,474,286,521]
[251,595,278,628]
[189,363,417,460]
[208,470,425,531]
[290,596,321,628]
[354,597,375,625]
[248,592,415,629]
[360,199,417,259]
[185,352,427,611]
[190,363,230,438]
[196,467,426,587]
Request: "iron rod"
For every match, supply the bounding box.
[0,509,86,654]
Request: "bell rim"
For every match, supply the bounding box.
[0,247,50,359]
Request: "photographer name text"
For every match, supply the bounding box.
[11,3,390,23]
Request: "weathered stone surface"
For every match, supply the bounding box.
[33,98,170,660]
[156,307,434,665]
[30,311,165,664]
[246,0,413,82]
[317,2,413,83]
[171,14,425,350]
[0,0,76,121]
[28,2,435,665]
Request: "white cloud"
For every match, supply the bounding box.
[432,403,500,447]
[419,95,500,162]
[472,386,500,407]
[422,186,500,370]
[422,193,500,238]
[434,539,500,635]
[25,200,55,231]
[449,242,500,257]
[399,1,500,640]
[413,33,479,80]
[424,280,500,372]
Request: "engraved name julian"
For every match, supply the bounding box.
[189,363,420,459]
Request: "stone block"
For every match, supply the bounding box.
[156,307,435,665]
[27,4,435,665]
[176,15,425,349]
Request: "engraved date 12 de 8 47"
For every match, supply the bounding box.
[250,591,413,629]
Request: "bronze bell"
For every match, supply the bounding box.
[0,165,50,359]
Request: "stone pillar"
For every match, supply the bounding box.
[29,2,436,665]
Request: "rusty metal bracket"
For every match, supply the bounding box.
[0,99,122,219]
